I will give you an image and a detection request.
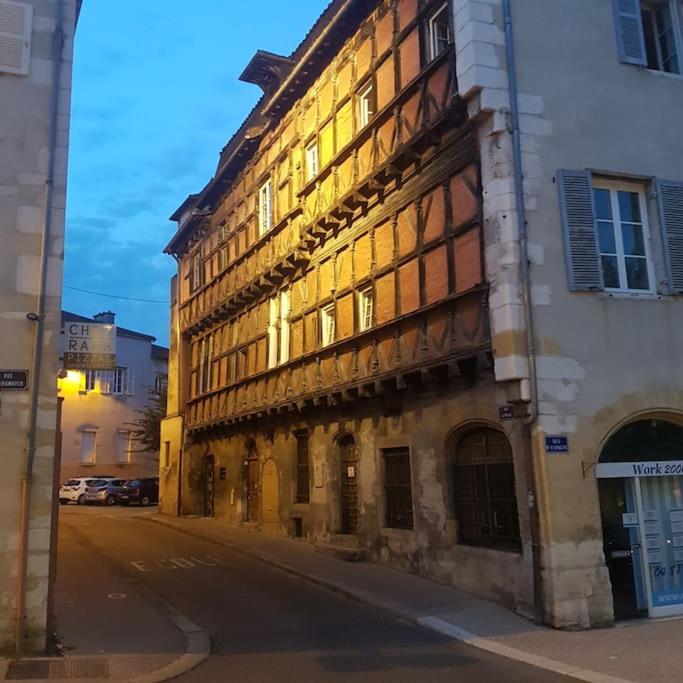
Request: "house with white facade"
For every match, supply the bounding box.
[58,311,168,483]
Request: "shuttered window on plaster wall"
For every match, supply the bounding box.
[558,170,683,294]
[0,0,32,76]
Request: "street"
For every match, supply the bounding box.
[57,506,563,682]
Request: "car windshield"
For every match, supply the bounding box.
[112,480,126,486]
[65,479,80,486]
[127,480,142,487]
[88,480,107,487]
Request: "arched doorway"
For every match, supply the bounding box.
[338,434,358,534]
[203,454,215,518]
[597,418,683,619]
[261,458,279,532]
[242,444,259,523]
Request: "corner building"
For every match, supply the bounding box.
[162,0,683,629]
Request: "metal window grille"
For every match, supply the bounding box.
[453,428,521,552]
[295,432,310,503]
[383,447,414,529]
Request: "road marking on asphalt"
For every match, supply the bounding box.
[130,555,228,572]
[107,593,127,600]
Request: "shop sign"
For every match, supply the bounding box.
[545,435,569,453]
[596,461,683,478]
[0,370,28,390]
[62,322,116,370]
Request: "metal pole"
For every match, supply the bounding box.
[16,0,64,656]
[502,0,544,624]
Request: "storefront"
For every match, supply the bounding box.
[597,419,683,620]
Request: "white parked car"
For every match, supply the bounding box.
[59,475,116,505]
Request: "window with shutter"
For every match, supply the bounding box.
[0,0,32,76]
[557,170,603,291]
[613,0,648,65]
[656,179,683,294]
[126,367,135,395]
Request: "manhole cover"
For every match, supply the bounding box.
[6,659,109,680]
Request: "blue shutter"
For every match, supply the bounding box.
[557,170,603,291]
[656,179,683,294]
[613,0,647,65]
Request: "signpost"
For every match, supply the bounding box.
[62,322,116,370]
[545,435,569,453]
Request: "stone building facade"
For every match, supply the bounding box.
[0,0,80,653]
[162,0,683,629]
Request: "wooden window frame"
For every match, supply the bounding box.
[382,447,414,529]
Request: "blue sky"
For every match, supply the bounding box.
[63,1,328,346]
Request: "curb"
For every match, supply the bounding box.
[125,582,211,683]
[144,516,634,683]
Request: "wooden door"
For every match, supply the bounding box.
[339,436,358,534]
[245,457,259,522]
[203,454,215,518]
[261,458,279,530]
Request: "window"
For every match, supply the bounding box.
[383,447,414,529]
[428,3,451,61]
[642,1,681,72]
[357,286,374,332]
[258,178,273,236]
[320,303,336,347]
[198,336,213,393]
[112,367,127,395]
[154,374,167,395]
[358,82,375,128]
[116,430,132,464]
[614,0,682,73]
[305,141,319,182]
[189,252,203,292]
[268,289,290,369]
[80,430,97,465]
[218,245,228,272]
[593,182,654,293]
[0,0,33,76]
[453,428,521,551]
[558,170,683,294]
[295,431,310,503]
[85,370,96,392]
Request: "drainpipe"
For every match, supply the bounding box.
[16,0,65,656]
[502,0,544,624]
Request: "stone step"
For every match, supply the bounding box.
[314,542,368,562]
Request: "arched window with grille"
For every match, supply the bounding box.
[453,427,521,552]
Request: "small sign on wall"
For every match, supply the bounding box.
[498,405,514,420]
[545,436,569,453]
[0,370,29,390]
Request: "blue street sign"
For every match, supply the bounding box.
[545,435,569,453]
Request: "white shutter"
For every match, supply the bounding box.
[0,0,32,76]
[656,179,683,294]
[280,289,290,364]
[80,431,96,465]
[267,296,279,368]
[116,430,131,464]
[612,0,647,66]
[126,367,135,395]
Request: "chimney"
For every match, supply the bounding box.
[93,311,115,324]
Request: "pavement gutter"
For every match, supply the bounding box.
[143,514,635,683]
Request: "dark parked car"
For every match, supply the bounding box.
[118,478,159,506]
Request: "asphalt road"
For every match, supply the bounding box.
[59,506,564,682]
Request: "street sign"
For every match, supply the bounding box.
[0,370,29,390]
[498,405,514,420]
[545,435,569,453]
[62,322,116,370]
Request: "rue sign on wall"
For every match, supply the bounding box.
[0,370,29,390]
[62,322,116,370]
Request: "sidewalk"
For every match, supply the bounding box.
[0,513,209,683]
[147,513,683,683]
